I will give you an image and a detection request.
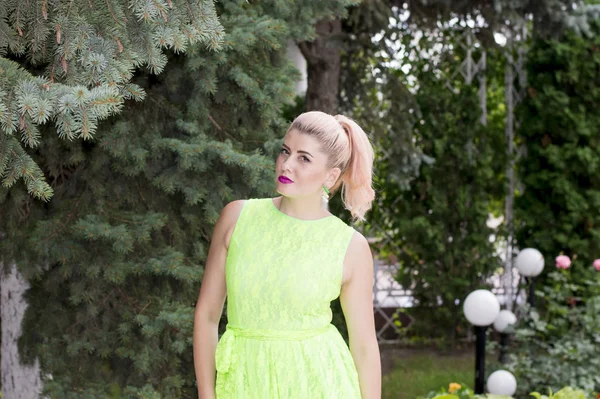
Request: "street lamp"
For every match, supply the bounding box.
[487,370,517,396]
[463,289,500,394]
[493,309,517,363]
[515,248,544,306]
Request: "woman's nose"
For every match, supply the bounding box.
[282,158,292,171]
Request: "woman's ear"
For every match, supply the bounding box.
[326,167,342,187]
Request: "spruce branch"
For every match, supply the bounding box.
[207,113,222,131]
[0,1,223,199]
[104,0,125,27]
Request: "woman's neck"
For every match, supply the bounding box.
[275,196,330,220]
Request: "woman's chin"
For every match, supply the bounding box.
[275,185,291,195]
[275,184,298,197]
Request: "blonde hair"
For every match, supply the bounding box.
[288,111,375,222]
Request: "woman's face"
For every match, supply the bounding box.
[275,129,338,199]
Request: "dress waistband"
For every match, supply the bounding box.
[215,324,335,373]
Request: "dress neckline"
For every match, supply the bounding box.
[269,198,335,222]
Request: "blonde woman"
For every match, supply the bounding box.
[193,111,381,398]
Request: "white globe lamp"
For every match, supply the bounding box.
[493,310,517,333]
[463,289,501,326]
[487,370,517,396]
[515,248,544,307]
[515,248,544,277]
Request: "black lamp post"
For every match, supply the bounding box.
[515,248,545,308]
[493,309,517,364]
[463,289,500,394]
[474,325,487,393]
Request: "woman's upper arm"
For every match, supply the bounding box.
[195,200,245,323]
[340,232,376,344]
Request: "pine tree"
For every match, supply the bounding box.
[0,0,224,201]
[1,1,356,397]
[1,3,223,396]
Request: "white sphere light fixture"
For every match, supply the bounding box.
[515,248,545,277]
[463,290,500,326]
[493,310,517,333]
[487,370,517,396]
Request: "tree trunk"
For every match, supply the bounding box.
[1,262,44,399]
[298,18,342,114]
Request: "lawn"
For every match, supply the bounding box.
[382,350,474,399]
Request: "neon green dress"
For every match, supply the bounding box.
[215,198,362,398]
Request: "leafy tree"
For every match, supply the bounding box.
[355,26,507,337]
[514,18,600,297]
[334,0,600,338]
[401,0,600,38]
[340,3,428,189]
[1,1,356,397]
[508,13,600,397]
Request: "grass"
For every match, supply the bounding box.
[382,350,474,399]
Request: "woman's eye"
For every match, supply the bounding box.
[280,148,309,162]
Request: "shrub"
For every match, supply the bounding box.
[506,267,600,396]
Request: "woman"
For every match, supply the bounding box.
[193,111,381,398]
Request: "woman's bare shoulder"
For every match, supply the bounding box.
[220,200,247,248]
[221,199,246,220]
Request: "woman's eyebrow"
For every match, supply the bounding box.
[282,143,314,158]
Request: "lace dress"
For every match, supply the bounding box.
[215,198,362,398]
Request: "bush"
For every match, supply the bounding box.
[418,383,512,399]
[530,387,588,399]
[506,268,600,397]
[418,384,588,399]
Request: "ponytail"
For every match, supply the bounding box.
[334,115,375,223]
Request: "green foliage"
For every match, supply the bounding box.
[419,385,587,399]
[0,0,356,397]
[514,11,600,315]
[337,0,600,341]
[418,382,511,399]
[402,0,600,38]
[505,270,600,396]
[340,0,600,185]
[506,12,600,399]
[356,25,506,337]
[530,387,587,399]
[341,3,430,188]
[0,0,224,199]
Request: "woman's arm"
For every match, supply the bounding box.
[193,200,245,399]
[340,232,381,399]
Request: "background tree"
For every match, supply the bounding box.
[305,0,600,191]
[364,24,507,337]
[514,15,600,302]
[331,0,600,338]
[507,21,600,397]
[1,0,357,397]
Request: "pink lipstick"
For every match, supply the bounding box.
[278,176,293,184]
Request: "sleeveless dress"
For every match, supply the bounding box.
[215,197,362,398]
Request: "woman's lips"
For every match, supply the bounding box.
[278,176,294,184]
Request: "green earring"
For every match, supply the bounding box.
[322,186,330,201]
